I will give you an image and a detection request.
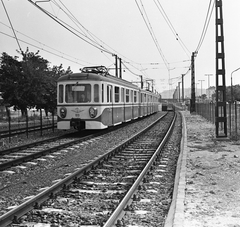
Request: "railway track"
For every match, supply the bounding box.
[0,111,179,227]
[0,122,57,139]
[0,115,159,172]
[0,133,90,171]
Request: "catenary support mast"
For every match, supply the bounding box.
[215,0,227,137]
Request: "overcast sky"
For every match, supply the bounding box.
[1,0,240,96]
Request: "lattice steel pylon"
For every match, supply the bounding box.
[215,0,227,138]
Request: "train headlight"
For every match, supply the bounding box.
[89,107,97,118]
[60,107,67,118]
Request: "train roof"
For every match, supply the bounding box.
[58,66,159,96]
[58,66,138,89]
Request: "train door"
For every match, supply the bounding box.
[122,88,125,122]
[125,88,131,121]
[139,92,142,117]
[113,86,122,124]
[100,84,113,126]
[107,84,113,125]
[131,90,134,119]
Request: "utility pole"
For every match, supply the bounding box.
[119,58,122,78]
[215,0,227,138]
[146,79,154,92]
[182,74,184,103]
[205,74,213,99]
[190,52,197,113]
[178,82,181,102]
[114,54,118,77]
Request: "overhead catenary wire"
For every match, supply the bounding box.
[28,0,115,56]
[52,0,166,70]
[1,0,23,53]
[1,0,196,86]
[195,0,214,54]
[154,0,191,58]
[0,21,94,66]
[135,0,169,70]
[0,31,89,66]
[28,0,154,73]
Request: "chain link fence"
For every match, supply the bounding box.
[194,102,239,140]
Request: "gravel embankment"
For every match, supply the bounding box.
[0,113,165,216]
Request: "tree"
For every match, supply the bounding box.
[0,52,29,115]
[21,48,50,110]
[39,64,72,116]
[201,94,207,100]
[0,49,73,116]
[230,84,240,102]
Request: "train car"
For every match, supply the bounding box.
[57,66,160,130]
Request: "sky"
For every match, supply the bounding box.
[1,0,240,98]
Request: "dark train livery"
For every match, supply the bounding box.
[57,66,160,130]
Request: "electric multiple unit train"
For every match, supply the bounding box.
[57,66,160,130]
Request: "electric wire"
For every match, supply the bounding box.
[28,0,150,69]
[28,0,115,55]
[49,0,173,77]
[154,0,191,57]
[1,0,23,53]
[195,0,214,53]
[135,0,169,70]
[0,31,90,66]
[0,21,94,65]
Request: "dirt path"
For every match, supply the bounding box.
[183,111,240,227]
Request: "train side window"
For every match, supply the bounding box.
[94,84,99,102]
[115,86,120,103]
[58,85,63,103]
[134,91,137,103]
[121,88,124,102]
[107,85,112,103]
[126,89,129,103]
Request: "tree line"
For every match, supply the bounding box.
[0,48,72,116]
[196,85,240,103]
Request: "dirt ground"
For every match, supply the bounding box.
[183,111,240,227]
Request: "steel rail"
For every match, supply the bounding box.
[103,112,177,227]
[0,112,168,227]
[0,123,57,138]
[0,133,75,155]
[0,129,109,171]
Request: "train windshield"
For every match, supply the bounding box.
[65,83,91,103]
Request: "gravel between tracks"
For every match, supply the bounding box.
[0,113,164,216]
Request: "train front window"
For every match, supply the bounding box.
[65,84,91,103]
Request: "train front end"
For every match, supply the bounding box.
[57,69,106,130]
